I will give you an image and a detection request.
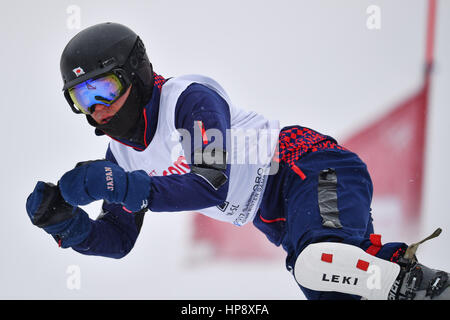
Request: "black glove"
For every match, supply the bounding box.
[26,181,92,248]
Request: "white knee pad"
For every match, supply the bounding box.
[294,242,400,300]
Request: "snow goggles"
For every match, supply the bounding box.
[67,72,127,114]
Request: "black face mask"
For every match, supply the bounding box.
[86,85,144,141]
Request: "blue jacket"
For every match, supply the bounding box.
[72,74,232,258]
[72,74,348,259]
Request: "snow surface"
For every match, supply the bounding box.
[0,0,448,299]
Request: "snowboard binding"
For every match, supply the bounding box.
[389,228,450,300]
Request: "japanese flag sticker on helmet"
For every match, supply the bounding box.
[73,67,85,77]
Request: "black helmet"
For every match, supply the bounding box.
[60,22,154,140]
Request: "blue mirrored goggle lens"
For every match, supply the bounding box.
[68,74,124,114]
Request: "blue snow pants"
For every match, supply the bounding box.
[254,127,407,300]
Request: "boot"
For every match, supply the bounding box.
[388,228,450,300]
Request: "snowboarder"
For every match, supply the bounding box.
[26,22,449,300]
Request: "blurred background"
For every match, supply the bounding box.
[0,0,448,299]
